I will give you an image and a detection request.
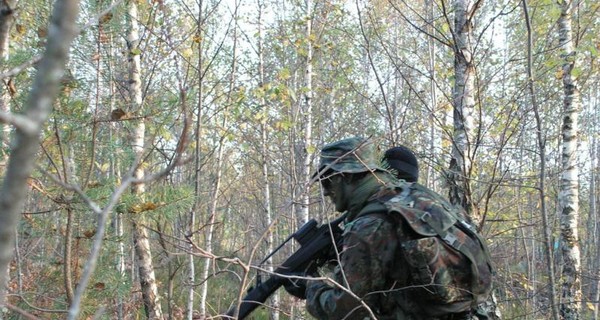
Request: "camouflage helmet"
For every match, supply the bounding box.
[313,137,386,178]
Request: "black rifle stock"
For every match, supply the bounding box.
[225,213,347,319]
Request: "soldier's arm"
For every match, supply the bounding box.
[306,215,397,320]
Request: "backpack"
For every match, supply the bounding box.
[378,182,493,316]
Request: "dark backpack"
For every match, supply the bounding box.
[380,182,493,316]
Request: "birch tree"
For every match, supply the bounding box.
[126,1,163,318]
[448,0,480,218]
[296,0,314,225]
[589,108,599,320]
[199,2,238,317]
[257,1,279,318]
[188,0,207,317]
[557,0,582,318]
[522,0,559,318]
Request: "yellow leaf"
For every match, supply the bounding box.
[142,202,158,211]
[182,48,193,59]
[555,69,564,79]
[128,204,142,213]
[587,302,595,311]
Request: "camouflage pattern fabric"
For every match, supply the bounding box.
[313,137,387,178]
[306,137,492,320]
[306,213,403,319]
[305,171,419,320]
[382,181,493,313]
[305,180,493,319]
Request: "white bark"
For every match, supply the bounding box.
[449,0,477,217]
[590,133,599,320]
[296,0,313,225]
[557,1,582,318]
[426,0,439,191]
[257,1,279,318]
[188,1,205,318]
[199,134,225,319]
[127,1,163,318]
[200,2,237,316]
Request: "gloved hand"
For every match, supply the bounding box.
[283,273,315,299]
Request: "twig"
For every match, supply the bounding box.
[4,302,41,320]
[0,1,124,80]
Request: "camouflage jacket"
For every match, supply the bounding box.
[306,212,408,320]
[305,172,409,320]
[306,179,490,320]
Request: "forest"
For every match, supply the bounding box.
[0,0,598,319]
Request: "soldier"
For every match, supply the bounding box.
[285,137,491,320]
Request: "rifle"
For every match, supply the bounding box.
[225,213,347,319]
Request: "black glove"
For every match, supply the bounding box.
[283,273,313,299]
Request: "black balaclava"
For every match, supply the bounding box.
[383,146,419,182]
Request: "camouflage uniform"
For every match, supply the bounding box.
[306,137,488,320]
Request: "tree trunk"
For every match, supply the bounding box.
[200,2,237,316]
[448,0,477,219]
[426,0,439,191]
[188,1,205,319]
[199,133,225,319]
[0,0,79,305]
[127,0,163,318]
[257,1,279,318]
[449,2,503,319]
[522,1,559,318]
[557,1,582,319]
[590,133,599,320]
[296,0,313,225]
[448,0,476,211]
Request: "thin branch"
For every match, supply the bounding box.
[4,302,42,320]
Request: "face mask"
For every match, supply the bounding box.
[323,174,350,212]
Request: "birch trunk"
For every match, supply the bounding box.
[188,1,204,318]
[199,3,237,316]
[426,0,438,191]
[62,145,77,305]
[187,138,197,320]
[591,133,599,320]
[106,22,126,320]
[448,0,477,218]
[296,0,313,225]
[257,1,279,318]
[522,1,559,318]
[199,132,226,319]
[127,1,163,318]
[187,111,198,317]
[449,2,504,318]
[0,0,79,304]
[557,1,582,318]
